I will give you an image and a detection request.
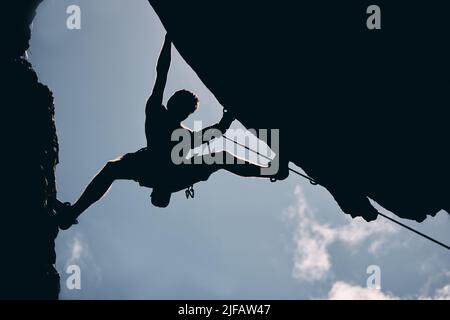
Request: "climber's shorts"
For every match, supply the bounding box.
[117,148,217,191]
[117,148,158,187]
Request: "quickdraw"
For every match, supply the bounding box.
[185,185,195,199]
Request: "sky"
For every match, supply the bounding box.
[29,0,450,300]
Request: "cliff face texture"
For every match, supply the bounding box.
[0,1,60,299]
[149,0,450,222]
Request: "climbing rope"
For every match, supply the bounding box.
[222,134,450,251]
[376,212,449,250]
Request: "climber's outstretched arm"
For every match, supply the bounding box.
[145,35,172,142]
[146,34,171,115]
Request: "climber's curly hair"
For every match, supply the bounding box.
[167,90,199,114]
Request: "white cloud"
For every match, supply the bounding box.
[69,236,83,263]
[328,280,450,300]
[286,186,398,282]
[433,284,450,300]
[67,233,87,265]
[66,233,100,276]
[285,187,450,299]
[419,283,450,300]
[328,281,398,300]
[368,239,386,255]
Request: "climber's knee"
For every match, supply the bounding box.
[103,159,130,179]
[104,160,119,174]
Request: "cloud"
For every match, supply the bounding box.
[67,233,87,266]
[433,284,450,300]
[69,235,83,264]
[328,281,398,300]
[368,239,386,255]
[286,186,398,282]
[419,283,450,300]
[328,281,450,300]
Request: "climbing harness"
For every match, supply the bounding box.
[221,134,450,251]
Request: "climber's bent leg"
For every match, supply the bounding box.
[328,187,379,222]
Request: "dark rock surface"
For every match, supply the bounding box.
[149,0,450,222]
[0,0,60,299]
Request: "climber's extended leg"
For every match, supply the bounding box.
[214,151,271,178]
[56,152,146,230]
[72,159,132,215]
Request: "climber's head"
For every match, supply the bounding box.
[167,89,199,123]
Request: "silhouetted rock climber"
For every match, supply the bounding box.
[56,35,285,230]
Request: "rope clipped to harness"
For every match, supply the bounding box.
[185,185,195,199]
